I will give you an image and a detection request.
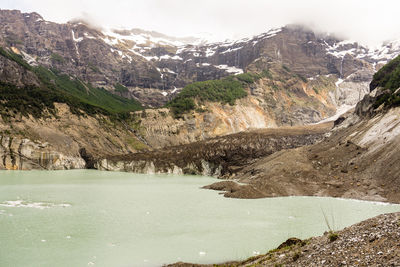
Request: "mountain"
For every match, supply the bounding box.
[96,55,400,204]
[1,9,399,107]
[1,9,400,170]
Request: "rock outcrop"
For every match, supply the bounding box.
[0,135,85,170]
[96,123,331,176]
[0,103,148,170]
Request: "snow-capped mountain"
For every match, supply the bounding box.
[0,10,399,107]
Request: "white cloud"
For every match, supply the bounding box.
[2,0,400,46]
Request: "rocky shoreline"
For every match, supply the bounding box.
[95,123,331,176]
[167,212,400,267]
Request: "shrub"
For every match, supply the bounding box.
[328,231,339,242]
[50,53,65,64]
[114,83,129,93]
[166,76,247,117]
[371,55,400,91]
[370,55,400,109]
[297,74,308,83]
[0,47,143,119]
[0,47,32,70]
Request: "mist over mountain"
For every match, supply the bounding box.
[3,0,400,47]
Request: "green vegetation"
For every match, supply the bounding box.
[297,74,308,83]
[166,67,295,117]
[0,47,31,70]
[50,53,64,64]
[125,137,148,151]
[167,71,275,118]
[328,231,339,242]
[261,69,273,79]
[235,72,263,84]
[0,81,82,119]
[166,76,248,117]
[371,55,400,91]
[114,83,129,93]
[33,67,142,114]
[0,47,143,119]
[370,55,400,109]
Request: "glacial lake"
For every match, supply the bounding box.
[0,170,399,267]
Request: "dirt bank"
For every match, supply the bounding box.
[98,123,332,176]
[207,107,400,204]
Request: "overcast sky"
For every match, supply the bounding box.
[2,0,400,46]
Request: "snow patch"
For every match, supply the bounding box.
[71,30,83,42]
[215,65,244,74]
[156,68,164,79]
[83,33,96,39]
[159,55,183,61]
[205,47,216,57]
[335,78,344,87]
[102,29,185,47]
[20,51,38,66]
[221,46,242,54]
[164,68,176,74]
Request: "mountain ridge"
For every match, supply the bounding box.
[1,9,399,108]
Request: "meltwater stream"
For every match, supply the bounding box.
[0,170,399,267]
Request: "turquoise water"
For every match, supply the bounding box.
[0,170,399,267]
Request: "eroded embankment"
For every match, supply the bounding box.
[96,123,332,177]
[208,105,400,204]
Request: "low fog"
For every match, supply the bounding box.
[2,0,400,46]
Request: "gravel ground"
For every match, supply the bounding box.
[168,212,400,267]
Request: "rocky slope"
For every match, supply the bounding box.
[130,63,374,148]
[168,212,400,267]
[96,123,331,178]
[206,56,400,203]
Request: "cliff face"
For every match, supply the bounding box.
[95,123,331,176]
[0,135,85,170]
[0,103,148,170]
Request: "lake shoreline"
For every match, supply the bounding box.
[2,167,399,205]
[1,170,399,266]
[166,212,400,267]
